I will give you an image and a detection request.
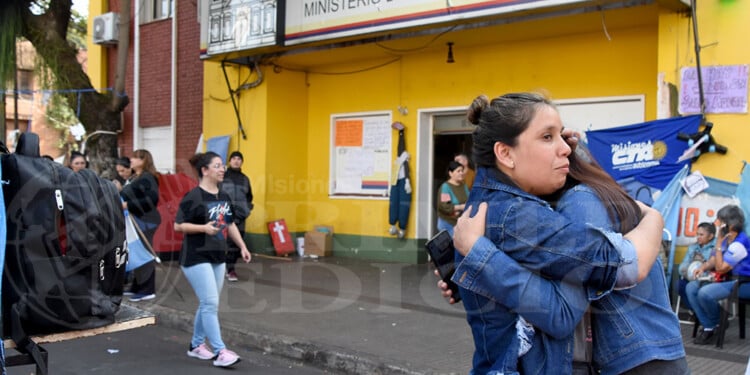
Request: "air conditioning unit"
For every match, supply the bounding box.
[93,12,119,45]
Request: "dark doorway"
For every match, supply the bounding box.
[431,133,472,235]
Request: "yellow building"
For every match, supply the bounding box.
[107,0,749,263]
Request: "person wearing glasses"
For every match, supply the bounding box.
[120,149,161,302]
[175,151,251,368]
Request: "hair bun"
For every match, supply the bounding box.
[467,95,490,125]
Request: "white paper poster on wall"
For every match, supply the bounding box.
[679,65,748,114]
[330,112,392,197]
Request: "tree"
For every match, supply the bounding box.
[0,0,130,176]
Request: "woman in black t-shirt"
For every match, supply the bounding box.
[175,152,251,368]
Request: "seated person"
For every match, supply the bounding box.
[686,205,750,345]
[677,222,716,312]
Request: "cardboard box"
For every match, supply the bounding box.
[304,225,334,257]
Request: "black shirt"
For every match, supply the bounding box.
[175,187,234,267]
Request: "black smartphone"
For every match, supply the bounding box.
[425,230,461,303]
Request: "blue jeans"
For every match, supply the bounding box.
[686,279,750,328]
[436,218,454,237]
[181,262,226,353]
[388,178,411,230]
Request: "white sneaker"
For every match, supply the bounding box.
[226,271,238,282]
[389,225,398,235]
[213,348,240,367]
[186,343,214,360]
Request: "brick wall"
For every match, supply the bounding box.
[174,2,203,174]
[108,1,203,172]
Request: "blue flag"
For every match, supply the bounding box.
[0,159,7,371]
[125,208,155,272]
[587,115,701,190]
[737,161,750,235]
[206,135,231,164]
[651,165,689,284]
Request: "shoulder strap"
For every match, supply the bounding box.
[10,302,48,375]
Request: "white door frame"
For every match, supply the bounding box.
[415,106,466,239]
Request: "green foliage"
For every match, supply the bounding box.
[45,93,80,151]
[68,6,88,49]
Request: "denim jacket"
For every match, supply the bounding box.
[453,168,637,374]
[557,185,684,374]
[457,236,590,375]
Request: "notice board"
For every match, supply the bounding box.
[330,112,392,197]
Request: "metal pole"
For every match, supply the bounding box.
[691,0,707,118]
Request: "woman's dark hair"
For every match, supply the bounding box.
[565,145,642,233]
[132,149,158,176]
[698,222,716,236]
[115,157,131,169]
[446,160,463,176]
[68,151,87,168]
[189,151,221,178]
[717,205,745,235]
[468,93,554,168]
[468,92,641,231]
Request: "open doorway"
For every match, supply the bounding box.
[415,107,472,239]
[432,132,472,236]
[429,113,475,236]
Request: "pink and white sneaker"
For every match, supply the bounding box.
[212,348,241,367]
[186,343,213,360]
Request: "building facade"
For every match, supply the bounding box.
[3,40,75,159]
[89,0,203,174]
[90,0,750,263]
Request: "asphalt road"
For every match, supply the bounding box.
[5,323,337,375]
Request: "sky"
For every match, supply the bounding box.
[72,0,88,17]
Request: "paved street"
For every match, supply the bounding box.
[6,256,750,374]
[5,323,337,375]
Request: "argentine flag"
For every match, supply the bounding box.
[652,164,689,284]
[125,208,155,272]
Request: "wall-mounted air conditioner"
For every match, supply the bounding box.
[93,12,119,45]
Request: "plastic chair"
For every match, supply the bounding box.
[714,276,750,348]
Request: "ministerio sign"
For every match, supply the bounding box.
[285,0,589,45]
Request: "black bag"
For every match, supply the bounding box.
[1,137,126,374]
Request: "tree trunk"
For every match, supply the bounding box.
[112,0,131,112]
[18,0,126,177]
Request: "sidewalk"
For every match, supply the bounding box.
[130,256,750,375]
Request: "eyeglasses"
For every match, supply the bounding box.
[211,163,227,171]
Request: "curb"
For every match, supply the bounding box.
[133,302,435,375]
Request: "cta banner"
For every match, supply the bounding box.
[586,115,701,190]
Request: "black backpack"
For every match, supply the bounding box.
[1,135,127,374]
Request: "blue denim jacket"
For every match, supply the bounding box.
[454,168,636,374]
[557,185,684,375]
